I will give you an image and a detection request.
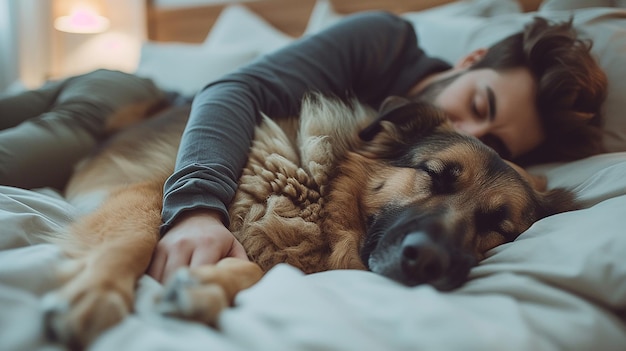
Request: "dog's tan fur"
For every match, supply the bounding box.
[42,95,576,350]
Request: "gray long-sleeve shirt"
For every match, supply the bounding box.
[161,11,451,233]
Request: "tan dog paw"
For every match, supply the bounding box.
[42,271,133,350]
[157,258,264,327]
[157,268,229,326]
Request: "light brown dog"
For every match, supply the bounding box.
[42,95,577,350]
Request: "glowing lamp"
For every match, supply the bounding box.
[54,7,110,34]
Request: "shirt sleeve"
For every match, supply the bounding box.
[160,11,450,234]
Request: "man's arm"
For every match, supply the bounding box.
[149,11,449,283]
[162,11,446,230]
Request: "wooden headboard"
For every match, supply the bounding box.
[145,0,542,43]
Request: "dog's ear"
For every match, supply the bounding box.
[379,96,413,115]
[505,159,580,217]
[534,187,580,219]
[359,96,447,142]
[504,160,547,192]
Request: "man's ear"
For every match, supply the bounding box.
[456,48,488,69]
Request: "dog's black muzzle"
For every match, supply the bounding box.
[361,205,477,291]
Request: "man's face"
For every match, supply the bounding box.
[415,67,544,160]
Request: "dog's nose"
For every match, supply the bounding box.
[401,232,450,283]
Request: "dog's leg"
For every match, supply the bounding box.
[157,258,264,327]
[42,180,163,350]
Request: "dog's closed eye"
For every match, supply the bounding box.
[418,160,461,194]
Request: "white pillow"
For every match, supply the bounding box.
[135,4,295,97]
[203,4,294,54]
[540,0,626,11]
[135,42,256,97]
[303,0,523,35]
[303,0,344,35]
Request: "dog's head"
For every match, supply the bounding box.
[352,97,578,291]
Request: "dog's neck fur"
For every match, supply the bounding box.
[227,95,376,273]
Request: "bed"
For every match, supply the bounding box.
[2,0,626,350]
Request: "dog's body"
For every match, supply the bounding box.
[43,95,576,349]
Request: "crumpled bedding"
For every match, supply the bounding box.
[1,152,625,351]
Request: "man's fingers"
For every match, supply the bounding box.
[189,246,224,267]
[161,246,193,284]
[229,241,250,261]
[147,248,167,282]
[188,240,249,267]
[150,216,247,282]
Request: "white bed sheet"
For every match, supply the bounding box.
[1,153,626,351]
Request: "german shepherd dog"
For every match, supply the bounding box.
[42,94,576,349]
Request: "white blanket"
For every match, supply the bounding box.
[1,153,626,351]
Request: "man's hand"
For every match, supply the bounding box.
[147,209,248,284]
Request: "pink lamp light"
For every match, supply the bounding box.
[54,6,110,34]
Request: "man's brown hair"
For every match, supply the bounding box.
[471,17,608,165]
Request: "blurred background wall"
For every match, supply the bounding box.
[1,0,147,92]
[0,0,254,93]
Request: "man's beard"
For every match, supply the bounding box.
[408,72,462,104]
